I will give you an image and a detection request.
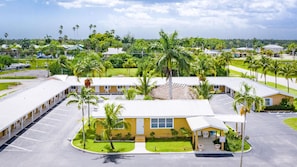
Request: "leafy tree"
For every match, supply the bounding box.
[67,87,98,149]
[122,58,136,76]
[192,53,214,81]
[96,103,130,150]
[73,51,104,77]
[233,83,265,167]
[155,30,192,99]
[103,60,113,77]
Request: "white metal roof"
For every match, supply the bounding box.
[51,75,293,98]
[186,117,228,131]
[92,100,214,118]
[0,79,70,132]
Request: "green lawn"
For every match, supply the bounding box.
[229,69,243,77]
[146,138,193,152]
[283,118,297,131]
[72,121,134,153]
[105,68,137,77]
[258,81,297,96]
[0,82,21,91]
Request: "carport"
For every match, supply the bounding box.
[186,117,228,151]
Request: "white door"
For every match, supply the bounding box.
[136,118,144,134]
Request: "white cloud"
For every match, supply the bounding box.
[57,0,123,9]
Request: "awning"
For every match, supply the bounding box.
[186,117,228,132]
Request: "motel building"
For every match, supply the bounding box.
[0,76,294,151]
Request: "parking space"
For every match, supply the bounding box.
[0,98,81,153]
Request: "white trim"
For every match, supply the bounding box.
[150,118,174,129]
[264,98,273,106]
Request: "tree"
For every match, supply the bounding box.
[192,53,214,81]
[136,72,156,97]
[155,30,192,99]
[122,58,136,76]
[269,60,280,88]
[233,83,265,167]
[96,103,129,150]
[259,55,271,84]
[4,33,8,44]
[193,80,213,99]
[288,43,297,60]
[67,87,98,149]
[123,87,137,100]
[220,52,233,76]
[73,51,104,77]
[279,63,295,93]
[103,60,113,77]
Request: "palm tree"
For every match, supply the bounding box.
[76,24,80,38]
[244,55,254,75]
[67,87,98,149]
[269,60,280,88]
[4,33,8,44]
[233,83,265,167]
[122,58,136,76]
[279,63,295,93]
[259,55,271,84]
[96,103,129,150]
[72,26,76,39]
[193,80,212,99]
[155,30,192,99]
[136,73,156,97]
[103,60,113,77]
[123,87,137,100]
[220,51,233,76]
[193,54,213,81]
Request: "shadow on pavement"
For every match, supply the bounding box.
[93,154,134,164]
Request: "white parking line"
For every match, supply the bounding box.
[42,117,61,122]
[25,128,47,134]
[5,144,32,152]
[17,136,42,142]
[37,122,56,127]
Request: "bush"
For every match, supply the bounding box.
[125,132,132,140]
[150,132,155,140]
[171,129,179,139]
[265,98,295,111]
[115,133,122,140]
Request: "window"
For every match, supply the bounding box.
[213,85,219,90]
[150,118,173,129]
[265,98,272,106]
[115,118,124,129]
[104,86,110,90]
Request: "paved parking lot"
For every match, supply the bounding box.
[1,95,297,167]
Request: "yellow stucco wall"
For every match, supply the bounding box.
[96,118,136,138]
[95,118,191,138]
[265,94,294,105]
[143,118,190,138]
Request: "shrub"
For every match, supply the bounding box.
[115,133,122,140]
[170,129,179,139]
[179,127,192,139]
[150,131,155,140]
[125,132,132,140]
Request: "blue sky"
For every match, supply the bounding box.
[1,0,297,39]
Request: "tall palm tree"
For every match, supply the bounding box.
[220,51,233,76]
[233,83,265,167]
[279,63,295,93]
[67,87,98,149]
[76,24,80,38]
[269,60,280,88]
[72,26,76,39]
[259,55,271,84]
[155,30,192,99]
[244,55,254,75]
[4,33,8,44]
[96,103,129,150]
[193,54,213,81]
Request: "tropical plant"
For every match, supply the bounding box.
[279,63,295,93]
[136,73,156,96]
[193,80,213,99]
[96,103,130,150]
[103,60,113,77]
[155,30,192,99]
[73,51,104,77]
[233,83,265,167]
[259,55,271,84]
[122,58,136,76]
[170,129,179,139]
[66,87,98,149]
[123,87,137,100]
[220,51,233,76]
[192,53,214,81]
[269,60,281,88]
